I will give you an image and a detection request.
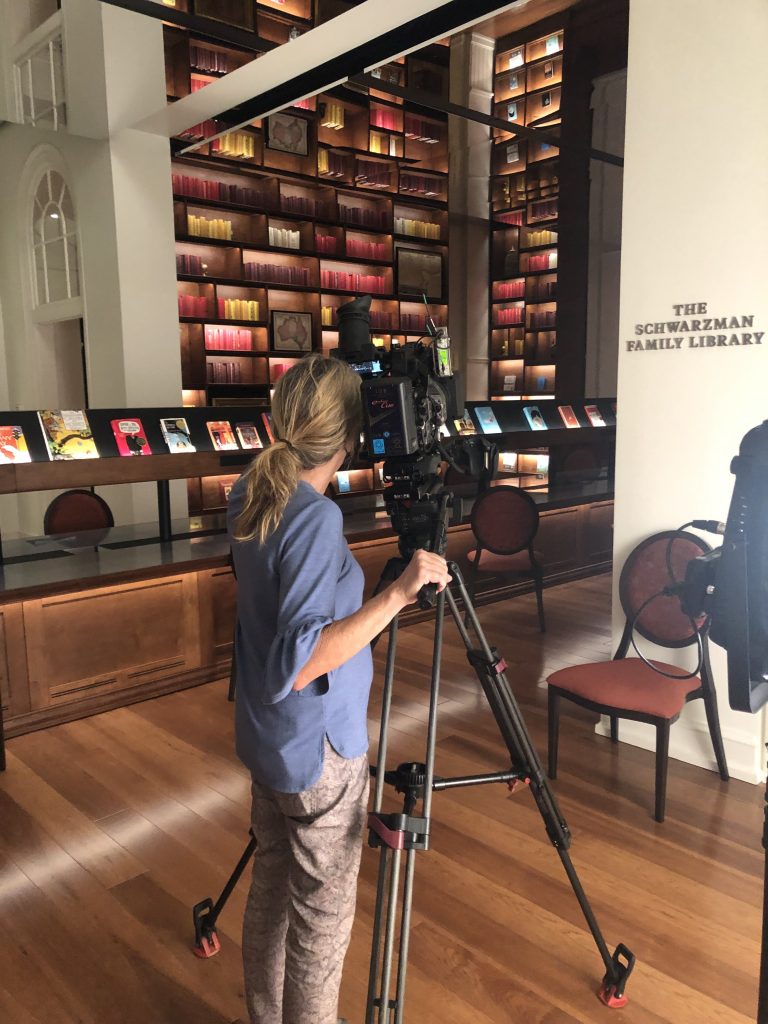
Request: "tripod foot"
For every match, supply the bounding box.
[598,944,635,1008]
[192,897,222,959]
[598,983,628,1009]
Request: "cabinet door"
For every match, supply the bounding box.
[537,507,582,573]
[584,501,614,563]
[197,564,237,665]
[24,574,202,712]
[0,602,30,721]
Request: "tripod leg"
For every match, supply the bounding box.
[366,589,447,1024]
[445,567,635,1006]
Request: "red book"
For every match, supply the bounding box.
[261,412,275,444]
[111,418,152,456]
[585,405,607,428]
[557,405,580,429]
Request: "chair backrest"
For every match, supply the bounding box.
[44,489,114,536]
[618,530,711,649]
[470,484,540,555]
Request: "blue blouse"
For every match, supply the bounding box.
[227,478,373,792]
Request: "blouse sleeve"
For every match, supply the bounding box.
[260,498,344,705]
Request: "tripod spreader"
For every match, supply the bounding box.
[368,763,530,854]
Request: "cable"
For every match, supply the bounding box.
[629,527,706,681]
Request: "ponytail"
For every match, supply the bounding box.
[231,354,362,544]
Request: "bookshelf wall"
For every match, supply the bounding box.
[163,21,450,514]
[489,26,563,402]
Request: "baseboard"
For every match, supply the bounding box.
[595,716,766,785]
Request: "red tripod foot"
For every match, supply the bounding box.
[193,931,221,959]
[598,983,628,1008]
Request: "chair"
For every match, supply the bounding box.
[547,530,729,822]
[466,485,546,632]
[44,489,114,536]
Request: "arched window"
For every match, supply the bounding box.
[31,170,79,306]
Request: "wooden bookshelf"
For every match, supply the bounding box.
[162,21,450,515]
[489,26,563,402]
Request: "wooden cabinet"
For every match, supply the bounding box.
[22,574,203,721]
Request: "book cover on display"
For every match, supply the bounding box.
[585,404,607,428]
[38,410,99,460]
[523,406,547,431]
[261,411,275,444]
[0,425,32,464]
[503,374,517,394]
[557,405,580,429]
[500,452,518,472]
[111,418,152,456]
[235,422,263,450]
[160,417,196,453]
[454,409,477,436]
[475,406,502,435]
[336,471,351,494]
[206,420,238,451]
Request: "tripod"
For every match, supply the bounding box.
[192,555,635,1019]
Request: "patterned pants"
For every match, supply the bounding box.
[243,740,370,1024]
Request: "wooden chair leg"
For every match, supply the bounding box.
[655,720,671,823]
[534,572,546,632]
[702,688,729,781]
[609,716,619,743]
[547,688,560,779]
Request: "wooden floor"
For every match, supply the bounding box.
[0,574,763,1024]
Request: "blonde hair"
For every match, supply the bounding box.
[232,354,362,544]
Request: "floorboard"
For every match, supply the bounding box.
[0,575,762,1023]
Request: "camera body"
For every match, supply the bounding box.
[332,294,465,557]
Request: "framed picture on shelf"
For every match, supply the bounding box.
[271,310,313,352]
[266,112,310,157]
[396,248,443,300]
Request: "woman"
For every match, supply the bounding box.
[228,355,450,1024]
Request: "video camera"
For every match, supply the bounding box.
[332,294,492,561]
[680,420,768,713]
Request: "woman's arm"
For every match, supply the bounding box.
[293,549,451,690]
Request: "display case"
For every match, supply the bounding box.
[490,26,564,401]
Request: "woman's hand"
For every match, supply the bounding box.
[394,549,452,607]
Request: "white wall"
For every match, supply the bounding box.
[612,0,768,783]
[0,0,184,534]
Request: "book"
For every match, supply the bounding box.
[585,405,607,428]
[557,405,580,429]
[0,425,31,464]
[206,420,238,451]
[508,48,524,69]
[38,410,99,460]
[507,102,518,121]
[111,418,152,456]
[475,406,502,435]
[336,471,351,494]
[500,451,518,472]
[503,374,517,394]
[219,479,236,503]
[261,411,275,444]
[506,142,519,164]
[523,406,547,431]
[545,34,560,54]
[160,417,196,453]
[235,422,263,450]
[535,454,550,476]
[543,60,554,79]
[508,73,519,91]
[454,409,477,436]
